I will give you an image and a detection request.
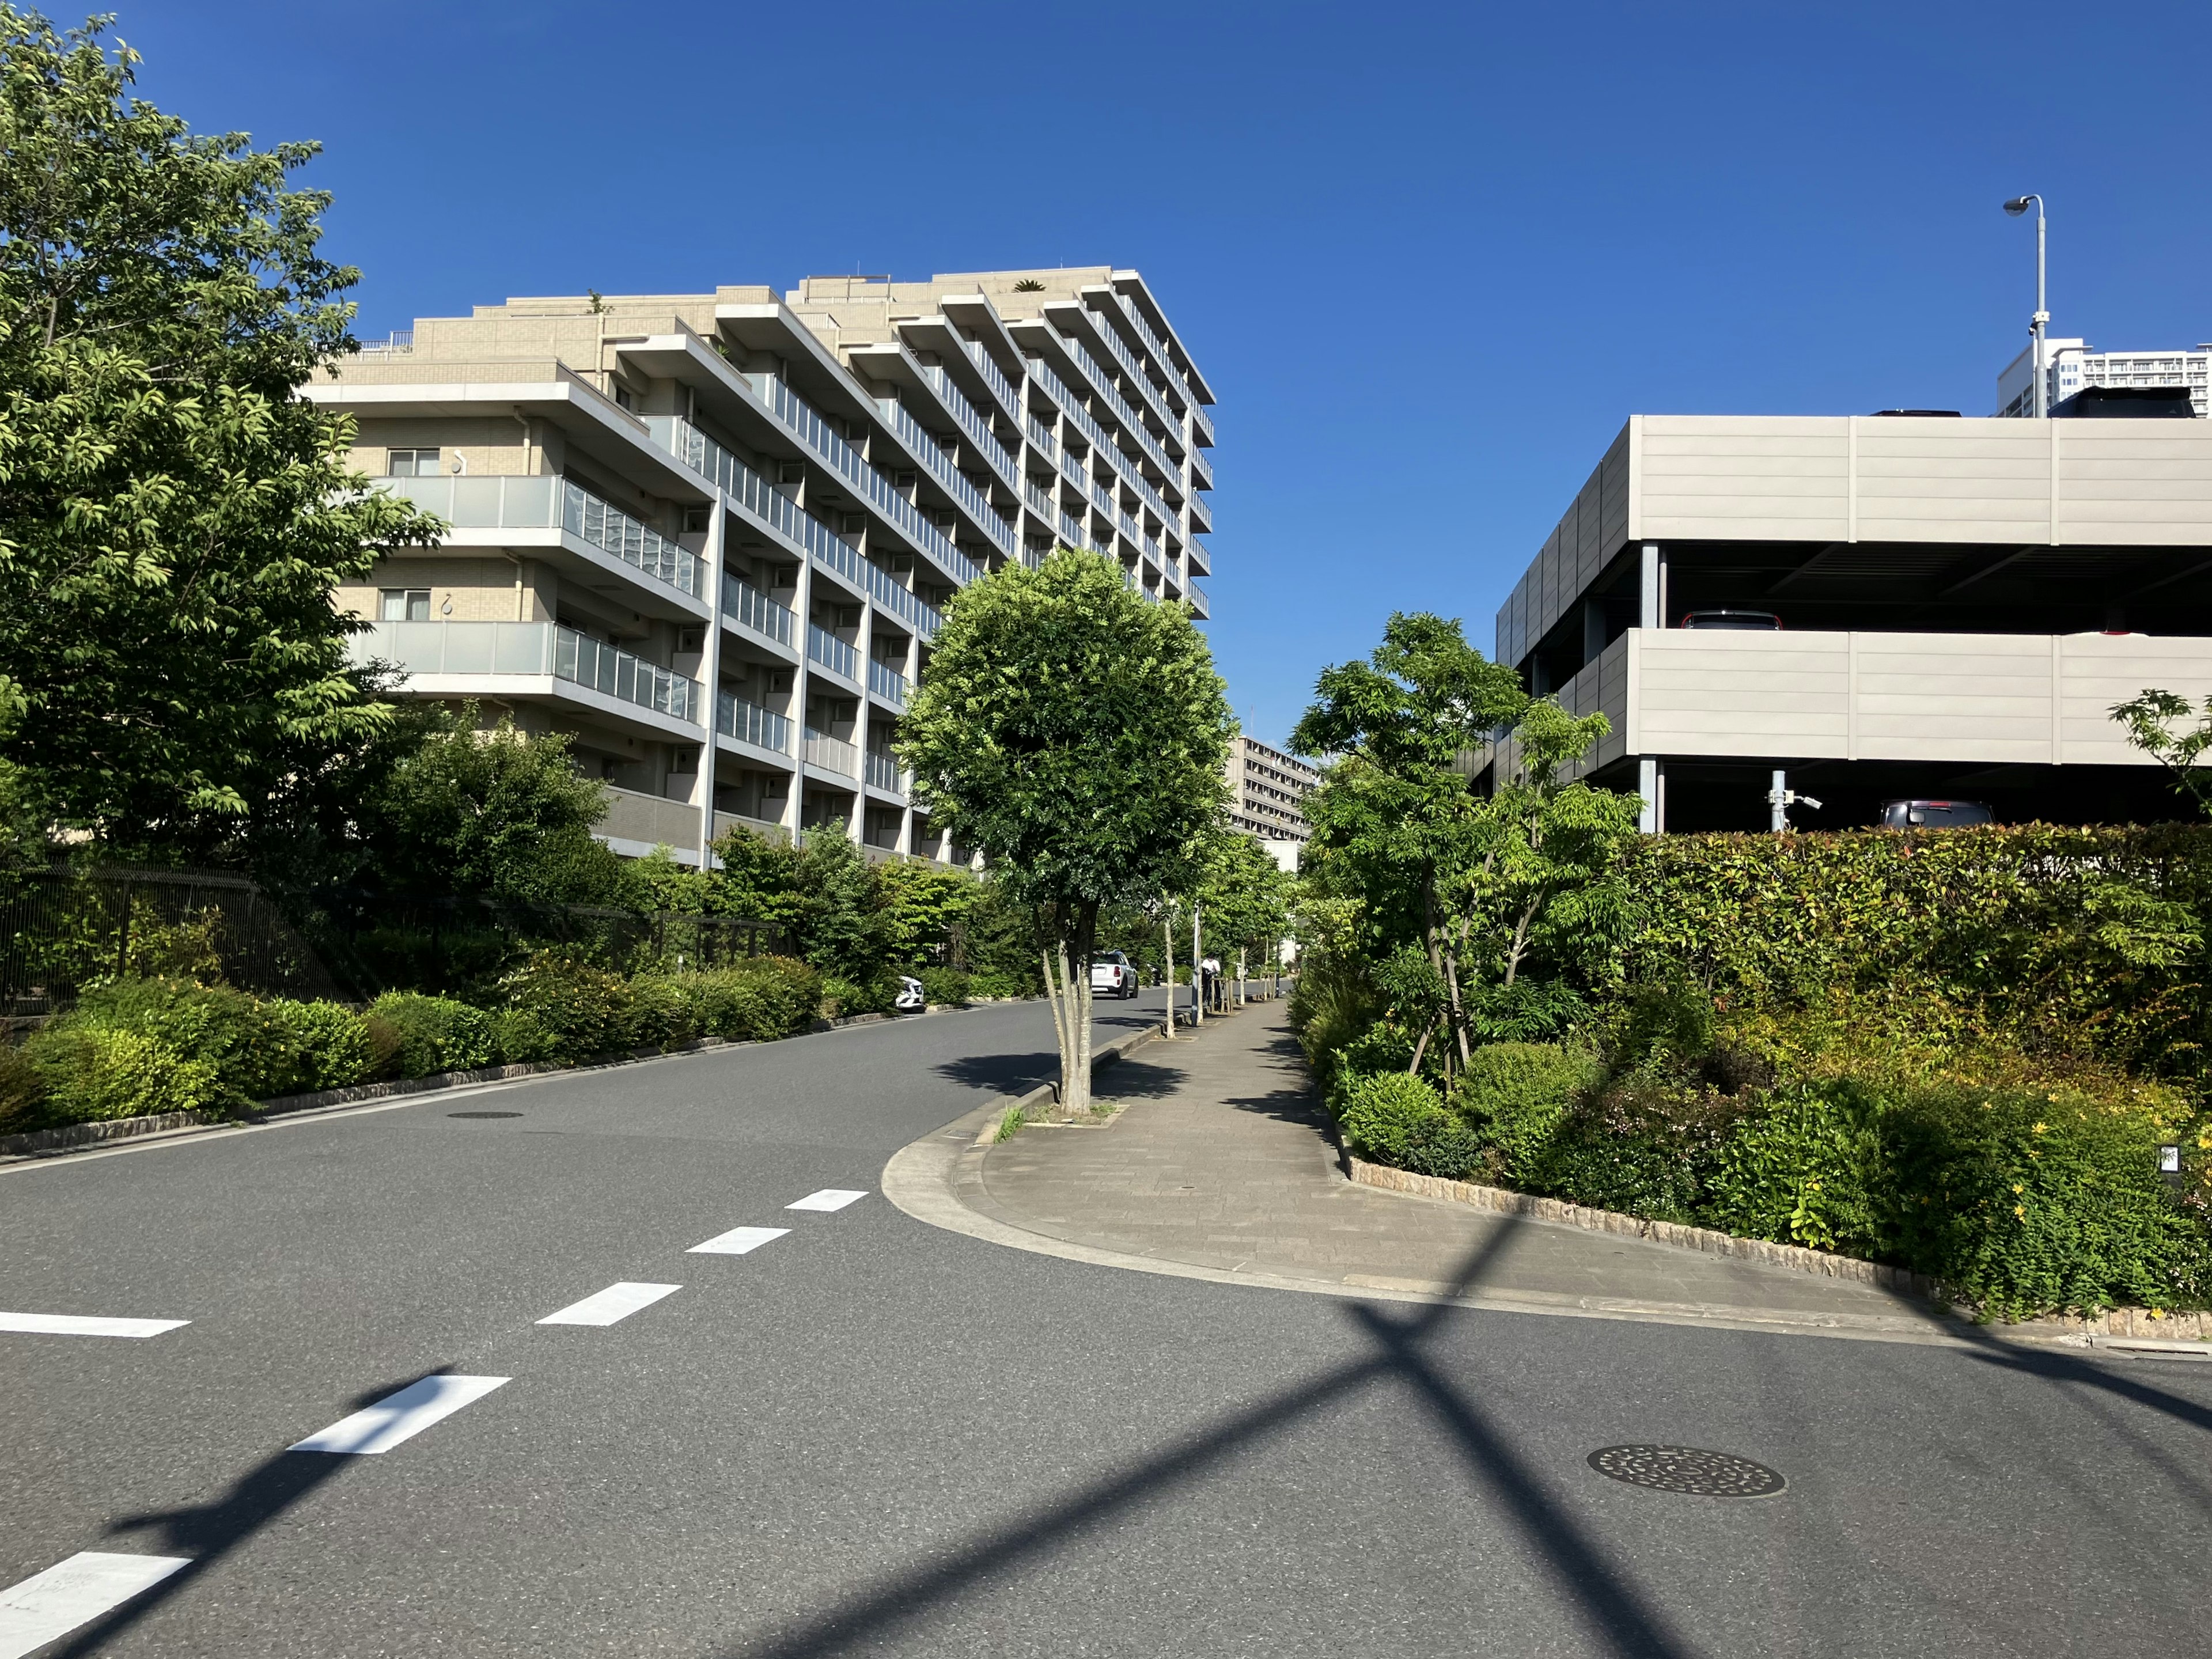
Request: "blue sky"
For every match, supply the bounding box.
[128,1,2212,748]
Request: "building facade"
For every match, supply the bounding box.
[1488,413,2212,831]
[310,269,1216,865]
[1999,339,2211,419]
[1225,734,1317,844]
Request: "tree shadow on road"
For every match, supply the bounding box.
[717,1218,1695,1659]
[54,1368,458,1657]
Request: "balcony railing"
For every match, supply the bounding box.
[647,416,944,639]
[723,574,796,649]
[804,728,859,777]
[353,619,703,725]
[1190,447,1214,492]
[1190,494,1213,533]
[749,374,991,578]
[1024,412,1057,457]
[1023,481,1053,521]
[807,623,859,684]
[1187,578,1209,616]
[868,658,911,707]
[1059,335,1174,476]
[1028,357,1166,510]
[919,366,1016,487]
[1082,305,1184,441]
[964,337,1019,416]
[717,690,791,754]
[879,396,1016,556]
[1089,480,1113,518]
[1057,448,1086,493]
[1058,510,1086,549]
[864,750,909,794]
[1115,291,1200,413]
[377,474,701,599]
[1190,400,1215,447]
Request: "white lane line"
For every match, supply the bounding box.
[787,1188,868,1212]
[0,1312,189,1339]
[0,1552,190,1658]
[537,1282,681,1326]
[687,1225,789,1255]
[287,1374,510,1455]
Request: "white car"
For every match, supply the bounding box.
[1089,950,1138,998]
[894,975,926,1013]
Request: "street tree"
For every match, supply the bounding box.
[1195,827,1294,1002]
[897,548,1233,1111]
[0,9,433,847]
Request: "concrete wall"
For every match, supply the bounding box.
[1536,628,2212,770]
[1498,415,2212,670]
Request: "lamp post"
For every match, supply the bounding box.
[2003,195,2048,417]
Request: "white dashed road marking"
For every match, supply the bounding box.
[288,1374,510,1455]
[688,1225,790,1255]
[0,1311,188,1339]
[0,1552,190,1658]
[537,1282,681,1326]
[787,1188,869,1212]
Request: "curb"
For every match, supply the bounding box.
[0,994,1057,1169]
[972,1022,1168,1146]
[1346,1157,2212,1344]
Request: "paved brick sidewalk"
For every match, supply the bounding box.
[971,998,1952,1338]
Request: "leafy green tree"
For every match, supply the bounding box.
[878,857,976,966]
[706,824,805,933]
[790,822,891,984]
[1195,828,1295,998]
[2113,690,2212,813]
[0,10,433,845]
[897,548,1233,1110]
[357,706,621,904]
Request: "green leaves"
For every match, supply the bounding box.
[895,547,1233,916]
[0,8,436,847]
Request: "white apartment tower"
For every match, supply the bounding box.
[1225,735,1317,846]
[1998,339,2211,419]
[311,268,1217,866]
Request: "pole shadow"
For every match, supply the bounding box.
[52,1368,454,1657]
[720,1219,1693,1658]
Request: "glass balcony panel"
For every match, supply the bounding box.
[494,624,549,673]
[724,574,796,647]
[868,659,910,707]
[808,623,860,683]
[441,623,494,675]
[717,690,791,753]
[804,728,859,777]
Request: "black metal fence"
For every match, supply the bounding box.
[0,865,346,1014]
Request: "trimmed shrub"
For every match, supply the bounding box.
[0,1043,47,1133]
[626,975,703,1049]
[366,991,498,1078]
[1524,1077,1746,1223]
[820,972,896,1019]
[267,1001,373,1092]
[917,967,970,1007]
[967,969,1029,1000]
[676,957,821,1042]
[25,1024,223,1123]
[1336,1071,1450,1165]
[1451,1043,1605,1181]
[497,954,637,1063]
[69,976,308,1104]
[1397,1111,1487,1181]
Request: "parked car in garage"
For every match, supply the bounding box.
[1089,950,1138,998]
[1680,609,1783,630]
[1878,799,1994,828]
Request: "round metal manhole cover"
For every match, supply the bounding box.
[1587,1445,1785,1498]
[448,1110,524,1119]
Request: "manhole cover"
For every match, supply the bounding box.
[448,1110,523,1119]
[1586,1445,1784,1498]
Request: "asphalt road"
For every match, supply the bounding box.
[5,988,2210,1658]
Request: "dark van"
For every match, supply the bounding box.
[1878,800,1994,829]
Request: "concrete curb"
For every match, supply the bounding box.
[0,995,1039,1168]
[971,1022,1166,1146]
[1346,1157,2212,1344]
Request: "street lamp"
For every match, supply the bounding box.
[2003,194,2048,417]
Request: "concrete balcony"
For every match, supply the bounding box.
[716,690,792,760]
[722,573,797,656]
[351,619,703,738]
[806,624,861,690]
[864,749,910,797]
[868,658,912,709]
[803,728,859,779]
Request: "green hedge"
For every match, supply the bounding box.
[1,953,829,1137]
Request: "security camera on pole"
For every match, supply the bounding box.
[2003,194,2048,418]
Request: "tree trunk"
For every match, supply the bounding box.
[1237,947,1247,1006]
[1041,943,1074,1110]
[1163,913,1176,1035]
[1192,903,1203,1027]
[1071,904,1097,1114]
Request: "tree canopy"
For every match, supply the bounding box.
[897,548,1233,1107]
[0,8,433,846]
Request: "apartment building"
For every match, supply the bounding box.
[1488,413,2212,831]
[310,268,1216,864]
[1998,339,2211,419]
[1225,735,1317,846]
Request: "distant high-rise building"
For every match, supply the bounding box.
[1998,339,2210,419]
[1226,735,1317,846]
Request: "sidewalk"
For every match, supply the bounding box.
[896,998,1969,1344]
